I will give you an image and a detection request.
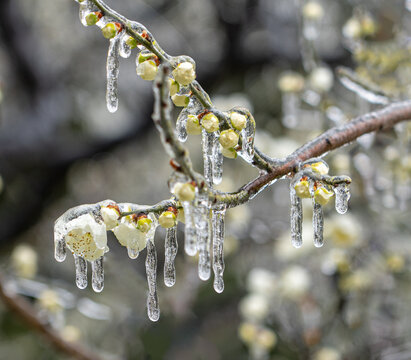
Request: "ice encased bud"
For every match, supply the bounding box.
[172,61,196,86]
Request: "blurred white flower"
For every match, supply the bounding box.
[313,347,342,360]
[280,266,311,300]
[11,244,38,278]
[247,268,277,297]
[324,214,362,248]
[239,293,270,322]
[309,67,334,93]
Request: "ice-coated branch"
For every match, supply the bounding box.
[0,272,105,360]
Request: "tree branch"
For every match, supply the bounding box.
[0,273,104,360]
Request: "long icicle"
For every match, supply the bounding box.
[212,206,226,293]
[164,226,178,287]
[182,201,197,256]
[106,35,120,113]
[290,184,303,248]
[146,238,160,322]
[91,256,104,293]
[312,201,324,248]
[195,192,211,281]
[213,140,223,185]
[74,255,88,289]
[202,130,215,187]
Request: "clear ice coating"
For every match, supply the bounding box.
[119,32,132,58]
[79,0,92,27]
[54,232,66,262]
[164,226,178,287]
[212,206,226,293]
[290,185,303,248]
[238,117,255,164]
[146,239,160,322]
[202,129,215,187]
[182,201,198,256]
[334,184,351,214]
[312,201,324,248]
[74,255,88,289]
[339,75,389,105]
[127,244,140,259]
[195,192,211,281]
[106,35,121,113]
[212,140,223,185]
[91,256,104,293]
[176,108,188,142]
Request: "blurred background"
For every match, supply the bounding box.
[0,0,410,359]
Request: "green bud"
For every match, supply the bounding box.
[138,52,156,64]
[136,60,158,81]
[102,23,117,39]
[171,94,189,107]
[219,129,239,149]
[158,211,177,228]
[201,113,219,133]
[186,115,201,135]
[168,78,180,97]
[137,217,152,233]
[294,180,311,198]
[173,182,196,202]
[221,147,237,159]
[172,62,196,86]
[230,112,247,131]
[126,36,138,49]
[85,13,99,26]
[314,187,334,205]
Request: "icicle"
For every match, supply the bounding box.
[79,0,92,27]
[176,109,188,142]
[182,201,197,256]
[146,239,160,322]
[212,206,226,293]
[54,232,66,262]
[164,226,178,287]
[195,192,211,281]
[290,185,303,248]
[74,255,88,289]
[312,202,324,248]
[334,184,350,214]
[238,117,255,164]
[106,35,120,113]
[127,245,139,259]
[119,32,132,58]
[202,130,215,186]
[213,140,223,185]
[91,256,104,293]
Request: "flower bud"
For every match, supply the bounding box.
[85,12,99,26]
[173,182,196,202]
[310,161,329,175]
[126,36,138,49]
[172,62,196,86]
[168,78,180,97]
[171,94,189,107]
[101,23,117,39]
[219,129,239,149]
[201,113,219,133]
[294,180,311,198]
[221,147,237,159]
[137,216,152,233]
[136,60,158,81]
[158,211,177,228]
[230,112,247,131]
[314,186,334,205]
[186,114,201,135]
[101,205,120,230]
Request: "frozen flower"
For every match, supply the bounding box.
[65,213,108,261]
[201,113,220,133]
[294,179,311,198]
[171,94,189,107]
[239,293,270,322]
[136,60,158,81]
[186,114,202,135]
[310,161,329,175]
[314,186,334,206]
[11,244,38,278]
[158,211,177,228]
[101,205,120,230]
[172,182,196,202]
[168,78,179,96]
[172,62,196,86]
[221,147,237,159]
[230,112,247,131]
[280,266,311,300]
[113,217,148,253]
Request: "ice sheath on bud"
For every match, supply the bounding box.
[182,201,197,256]
[212,206,226,293]
[146,238,160,322]
[106,35,120,113]
[290,184,303,248]
[79,0,93,27]
[74,255,87,289]
[91,256,104,292]
[334,184,351,214]
[176,108,188,142]
[164,226,178,287]
[119,32,132,58]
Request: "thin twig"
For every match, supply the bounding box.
[0,272,104,360]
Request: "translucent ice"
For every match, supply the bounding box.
[290,185,303,248]
[146,239,160,322]
[176,109,188,142]
[334,184,350,214]
[74,255,88,289]
[91,256,104,293]
[182,201,197,256]
[212,206,226,293]
[164,226,178,287]
[195,192,211,281]
[106,35,120,113]
[119,32,132,58]
[312,202,324,248]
